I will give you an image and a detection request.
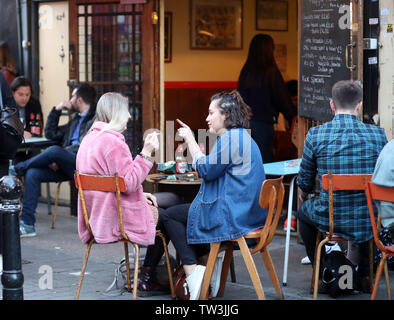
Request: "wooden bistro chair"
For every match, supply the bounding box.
[74,171,175,300]
[311,172,373,300]
[364,181,394,300]
[199,176,285,300]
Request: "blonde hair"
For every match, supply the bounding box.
[95,92,130,133]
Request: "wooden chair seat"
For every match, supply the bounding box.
[199,176,285,300]
[73,171,175,300]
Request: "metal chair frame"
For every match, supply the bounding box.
[74,171,175,300]
[311,172,373,299]
[364,180,394,300]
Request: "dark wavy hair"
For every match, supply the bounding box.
[210,90,252,129]
[238,34,277,89]
[10,76,32,93]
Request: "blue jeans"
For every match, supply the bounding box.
[19,146,76,226]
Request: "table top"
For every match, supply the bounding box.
[21,137,57,148]
[146,172,202,185]
[23,137,52,144]
[263,158,301,176]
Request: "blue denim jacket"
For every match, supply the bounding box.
[187,128,267,244]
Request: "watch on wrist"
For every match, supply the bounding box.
[139,152,154,163]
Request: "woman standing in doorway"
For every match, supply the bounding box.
[238,34,295,163]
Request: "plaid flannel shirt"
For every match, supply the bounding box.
[297,114,387,242]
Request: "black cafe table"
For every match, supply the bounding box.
[20,136,57,149]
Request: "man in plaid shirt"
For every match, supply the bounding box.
[296,80,387,291]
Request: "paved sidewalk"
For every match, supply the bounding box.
[1,201,393,301]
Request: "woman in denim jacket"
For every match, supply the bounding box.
[161,91,267,300]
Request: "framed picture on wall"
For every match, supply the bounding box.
[256,0,288,31]
[190,0,243,50]
[164,12,172,62]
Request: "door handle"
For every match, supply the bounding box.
[345,42,356,70]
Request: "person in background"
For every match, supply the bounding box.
[10,76,43,139]
[0,41,17,85]
[296,80,387,293]
[371,138,394,241]
[274,80,298,133]
[286,80,298,109]
[281,80,299,232]
[12,84,97,237]
[238,34,296,163]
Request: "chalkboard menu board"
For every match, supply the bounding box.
[299,0,352,121]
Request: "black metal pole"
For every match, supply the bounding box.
[0,159,8,258]
[0,175,24,300]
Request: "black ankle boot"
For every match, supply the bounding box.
[138,266,169,297]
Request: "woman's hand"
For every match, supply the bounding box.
[141,131,160,156]
[143,192,158,207]
[176,119,202,159]
[176,119,195,144]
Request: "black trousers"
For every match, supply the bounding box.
[143,203,209,267]
[143,207,170,267]
[296,203,370,277]
[295,204,323,266]
[142,191,182,268]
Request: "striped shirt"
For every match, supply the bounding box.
[297,114,387,242]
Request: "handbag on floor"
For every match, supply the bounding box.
[321,251,357,298]
[173,265,190,300]
[104,251,177,297]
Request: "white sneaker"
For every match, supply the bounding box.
[325,242,341,254]
[301,256,311,265]
[186,265,206,300]
[210,253,224,298]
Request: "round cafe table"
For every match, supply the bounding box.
[146,172,202,203]
[146,172,202,185]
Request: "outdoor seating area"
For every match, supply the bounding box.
[2,199,392,301]
[1,0,393,308]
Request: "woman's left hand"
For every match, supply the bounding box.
[143,192,158,207]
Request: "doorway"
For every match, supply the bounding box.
[68,0,159,155]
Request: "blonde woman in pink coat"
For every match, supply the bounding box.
[76,92,159,245]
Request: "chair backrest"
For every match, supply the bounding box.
[74,171,128,240]
[365,181,394,253]
[251,176,284,254]
[321,172,372,235]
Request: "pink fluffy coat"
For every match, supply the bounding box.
[76,121,156,245]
